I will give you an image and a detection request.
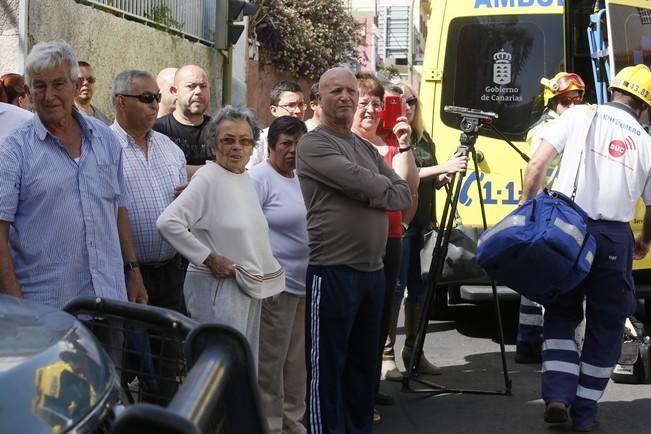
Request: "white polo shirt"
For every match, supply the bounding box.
[0,102,32,142]
[541,103,651,222]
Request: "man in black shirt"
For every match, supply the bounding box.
[153,64,211,178]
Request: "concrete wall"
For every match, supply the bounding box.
[24,0,223,119]
[0,0,22,73]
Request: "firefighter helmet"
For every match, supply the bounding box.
[609,64,651,107]
[540,72,585,106]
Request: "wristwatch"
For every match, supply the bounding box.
[124,261,140,273]
[399,146,414,153]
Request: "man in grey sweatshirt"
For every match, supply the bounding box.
[297,67,412,434]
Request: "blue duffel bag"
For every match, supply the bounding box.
[475,189,596,305]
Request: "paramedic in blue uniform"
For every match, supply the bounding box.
[516,71,586,364]
[520,64,651,432]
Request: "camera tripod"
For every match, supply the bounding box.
[401,113,520,397]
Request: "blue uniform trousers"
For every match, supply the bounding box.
[305,265,384,434]
[517,296,544,356]
[541,220,637,428]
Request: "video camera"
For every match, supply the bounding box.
[444,106,499,135]
[444,106,499,122]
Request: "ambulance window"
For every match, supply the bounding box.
[441,15,563,141]
[608,4,651,74]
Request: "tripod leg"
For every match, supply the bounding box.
[402,169,466,389]
[470,148,513,394]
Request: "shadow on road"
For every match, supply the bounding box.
[377,350,651,434]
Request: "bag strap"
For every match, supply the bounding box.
[557,107,598,202]
[570,148,584,202]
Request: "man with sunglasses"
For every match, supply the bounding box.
[0,41,147,309]
[110,70,187,313]
[521,65,651,431]
[110,69,187,398]
[74,61,111,125]
[247,80,306,169]
[515,71,585,366]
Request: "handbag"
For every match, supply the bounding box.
[420,221,486,284]
[475,110,597,305]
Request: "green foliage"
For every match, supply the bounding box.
[376,64,401,79]
[144,5,184,31]
[251,0,363,81]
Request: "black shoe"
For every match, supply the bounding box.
[515,351,542,364]
[374,392,394,406]
[544,401,569,424]
[573,423,595,432]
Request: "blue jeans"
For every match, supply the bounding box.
[395,225,425,307]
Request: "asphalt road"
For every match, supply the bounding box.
[374,302,651,434]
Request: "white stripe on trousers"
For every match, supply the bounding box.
[309,275,322,434]
[519,312,543,326]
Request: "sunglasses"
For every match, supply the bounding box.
[118,92,162,104]
[558,94,583,106]
[405,97,418,106]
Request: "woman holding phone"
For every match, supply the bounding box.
[381,82,468,381]
[350,73,418,423]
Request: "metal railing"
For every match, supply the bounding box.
[75,0,216,46]
[63,297,268,434]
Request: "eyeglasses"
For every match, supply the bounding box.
[405,97,418,107]
[358,100,383,111]
[277,103,307,112]
[79,76,96,84]
[117,92,162,104]
[558,94,583,106]
[218,137,255,147]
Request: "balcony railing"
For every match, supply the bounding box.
[76,0,216,46]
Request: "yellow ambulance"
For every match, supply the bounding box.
[420,0,651,314]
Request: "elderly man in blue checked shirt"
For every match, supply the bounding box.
[110,69,187,401]
[110,69,187,314]
[0,40,148,312]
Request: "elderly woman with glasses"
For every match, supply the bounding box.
[381,82,468,381]
[157,106,285,365]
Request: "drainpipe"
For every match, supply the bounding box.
[18,0,29,73]
[222,48,232,106]
[408,0,416,84]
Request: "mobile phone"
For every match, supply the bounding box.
[381,95,402,130]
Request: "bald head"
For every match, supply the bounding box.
[157,67,177,117]
[174,65,209,86]
[172,64,211,124]
[319,67,355,93]
[317,67,358,133]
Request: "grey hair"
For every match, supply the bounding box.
[111,70,155,107]
[201,105,260,149]
[24,40,79,87]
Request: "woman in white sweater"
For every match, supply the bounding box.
[156,106,285,364]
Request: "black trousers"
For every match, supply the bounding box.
[137,255,186,404]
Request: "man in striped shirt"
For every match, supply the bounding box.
[0,40,147,309]
[110,69,187,314]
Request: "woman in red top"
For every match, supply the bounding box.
[351,73,418,423]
